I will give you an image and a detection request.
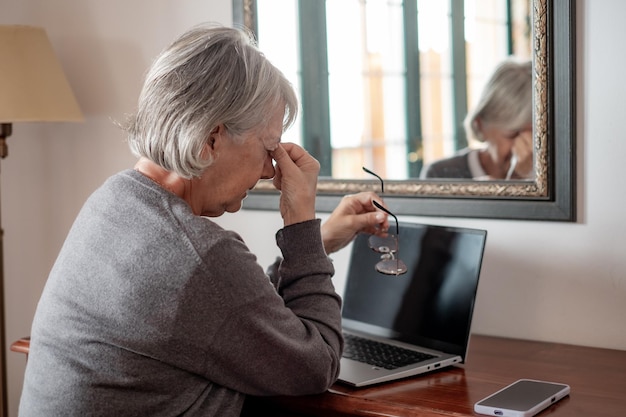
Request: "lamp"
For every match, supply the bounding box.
[0,25,83,415]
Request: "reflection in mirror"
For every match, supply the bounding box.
[253,0,531,181]
[422,57,533,180]
[233,0,576,221]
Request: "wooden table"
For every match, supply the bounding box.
[241,334,626,417]
[12,334,625,416]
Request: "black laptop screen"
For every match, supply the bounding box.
[341,222,487,358]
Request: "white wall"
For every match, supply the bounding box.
[1,0,625,415]
[219,0,626,352]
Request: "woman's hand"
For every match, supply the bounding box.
[270,143,320,226]
[321,192,389,255]
[511,130,534,179]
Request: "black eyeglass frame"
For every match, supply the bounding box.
[363,167,407,276]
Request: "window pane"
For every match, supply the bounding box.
[327,0,407,180]
[511,0,532,57]
[327,0,364,151]
[256,0,303,145]
[417,0,454,164]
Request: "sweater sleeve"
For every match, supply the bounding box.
[185,219,343,396]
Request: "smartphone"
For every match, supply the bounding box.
[474,379,570,417]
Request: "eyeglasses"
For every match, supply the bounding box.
[363,167,407,276]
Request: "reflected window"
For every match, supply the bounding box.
[254,0,531,180]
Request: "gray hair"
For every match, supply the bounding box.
[124,24,298,178]
[465,58,533,142]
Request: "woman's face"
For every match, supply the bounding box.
[195,107,284,217]
[480,122,532,163]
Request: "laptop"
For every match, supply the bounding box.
[338,221,487,387]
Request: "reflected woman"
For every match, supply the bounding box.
[420,58,533,180]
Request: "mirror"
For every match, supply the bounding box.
[232,0,576,221]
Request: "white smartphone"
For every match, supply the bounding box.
[474,379,570,417]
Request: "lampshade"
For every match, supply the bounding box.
[0,25,83,123]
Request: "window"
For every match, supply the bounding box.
[255,0,531,179]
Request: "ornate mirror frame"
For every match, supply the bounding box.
[233,0,576,221]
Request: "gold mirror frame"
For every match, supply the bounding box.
[233,0,576,221]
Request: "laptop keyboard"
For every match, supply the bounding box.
[342,333,436,370]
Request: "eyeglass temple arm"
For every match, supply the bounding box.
[372,200,399,235]
[362,167,384,194]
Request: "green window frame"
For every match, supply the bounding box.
[246,0,517,178]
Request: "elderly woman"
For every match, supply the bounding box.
[19,24,388,417]
[421,58,533,180]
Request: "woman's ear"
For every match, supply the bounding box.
[208,125,223,150]
[203,124,225,159]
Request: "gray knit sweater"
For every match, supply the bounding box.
[19,169,342,417]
